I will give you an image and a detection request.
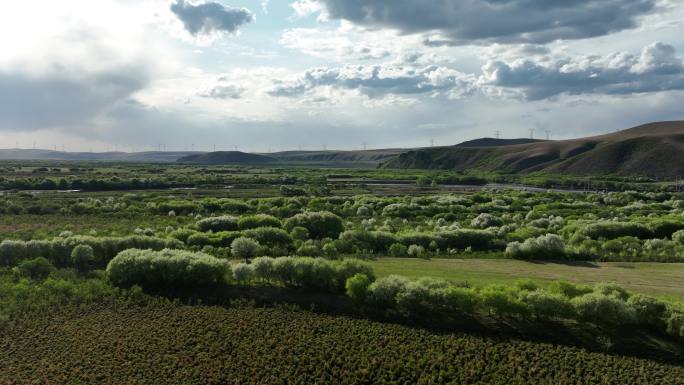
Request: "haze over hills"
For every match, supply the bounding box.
[0,149,202,163]
[383,121,684,178]
[1,121,682,177]
[177,151,276,165]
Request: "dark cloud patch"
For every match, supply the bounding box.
[171,0,254,36]
[268,64,475,98]
[0,67,148,131]
[481,42,684,100]
[312,0,656,44]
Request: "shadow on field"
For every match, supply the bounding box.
[524,260,600,268]
[149,284,684,366]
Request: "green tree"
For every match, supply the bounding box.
[71,244,95,274]
[231,237,260,263]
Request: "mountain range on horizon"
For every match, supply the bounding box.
[1,121,682,178]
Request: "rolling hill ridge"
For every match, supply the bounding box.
[382,121,684,178]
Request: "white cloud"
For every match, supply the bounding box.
[480,42,684,100]
[170,0,254,37]
[280,28,393,61]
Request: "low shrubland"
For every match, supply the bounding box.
[351,274,684,339]
[0,235,184,269]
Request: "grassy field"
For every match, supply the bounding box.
[371,258,684,302]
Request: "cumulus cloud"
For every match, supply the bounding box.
[480,42,684,100]
[170,0,254,37]
[280,28,392,60]
[199,84,246,99]
[268,62,476,99]
[306,0,657,45]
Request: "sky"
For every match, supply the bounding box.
[0,0,683,153]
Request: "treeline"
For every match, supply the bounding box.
[106,250,374,294]
[0,236,183,270]
[99,247,684,341]
[346,273,684,339]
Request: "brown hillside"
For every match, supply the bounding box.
[383,121,684,178]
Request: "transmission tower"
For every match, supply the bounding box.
[529,128,535,139]
[545,130,551,140]
[494,130,501,139]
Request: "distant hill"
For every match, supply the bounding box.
[0,149,201,163]
[269,149,406,164]
[456,138,545,147]
[382,121,684,178]
[177,151,276,165]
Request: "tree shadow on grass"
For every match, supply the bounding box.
[149,283,684,366]
[523,259,600,268]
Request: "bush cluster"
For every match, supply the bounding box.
[506,234,566,260]
[0,235,184,270]
[232,257,374,292]
[284,211,344,239]
[107,249,230,289]
[348,275,684,338]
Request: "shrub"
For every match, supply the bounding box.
[106,249,230,290]
[367,275,410,308]
[571,293,636,326]
[0,241,27,266]
[232,263,255,284]
[398,232,439,248]
[627,294,668,327]
[196,216,238,232]
[666,311,684,338]
[242,227,292,247]
[673,230,684,245]
[547,281,593,299]
[296,241,320,257]
[290,226,310,241]
[187,231,241,248]
[438,286,479,314]
[388,243,408,257]
[338,230,398,253]
[169,228,198,243]
[513,279,540,292]
[506,234,565,260]
[291,258,337,290]
[479,286,528,317]
[407,245,426,258]
[648,219,684,239]
[284,211,344,239]
[346,273,372,303]
[438,229,498,251]
[71,245,95,274]
[15,257,55,280]
[471,213,504,229]
[238,214,282,230]
[231,237,260,263]
[334,259,376,290]
[322,243,339,258]
[594,283,630,301]
[521,291,574,320]
[579,222,650,240]
[252,256,275,281]
[272,257,297,285]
